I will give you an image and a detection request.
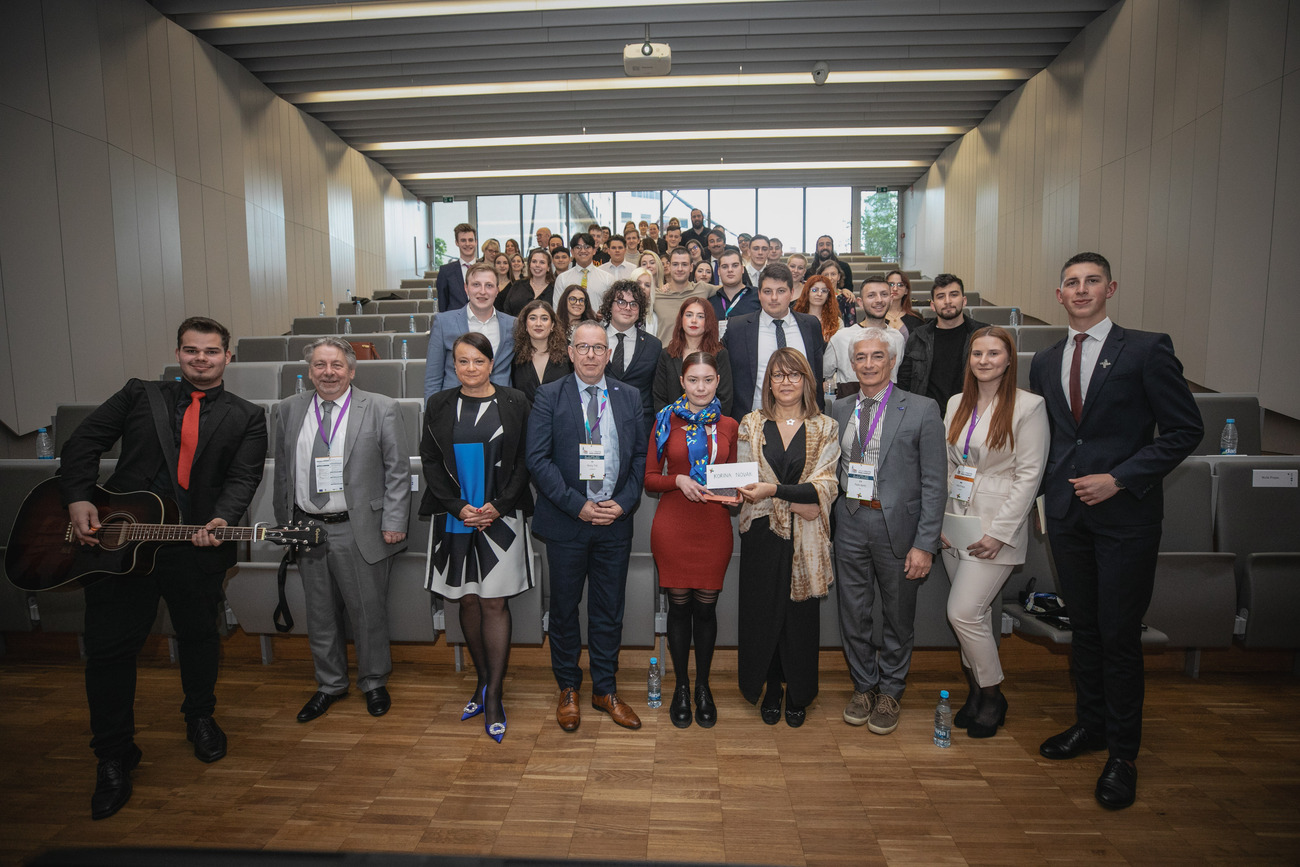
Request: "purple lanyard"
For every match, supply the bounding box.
[853,383,893,456]
[314,391,351,449]
[962,409,980,460]
[582,389,608,444]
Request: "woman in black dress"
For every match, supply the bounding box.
[498,248,553,316]
[510,299,570,404]
[421,333,533,743]
[736,348,839,727]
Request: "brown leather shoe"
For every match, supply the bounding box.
[556,687,581,732]
[591,692,642,729]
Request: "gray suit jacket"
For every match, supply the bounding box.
[273,387,411,564]
[831,386,946,557]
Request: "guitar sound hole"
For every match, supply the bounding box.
[97,514,134,550]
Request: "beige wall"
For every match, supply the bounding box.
[0,0,426,435]
[902,0,1300,420]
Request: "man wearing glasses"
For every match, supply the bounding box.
[526,321,648,733]
[554,232,614,310]
[598,280,661,420]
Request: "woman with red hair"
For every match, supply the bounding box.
[653,298,734,416]
[793,274,841,343]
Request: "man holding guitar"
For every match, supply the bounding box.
[59,317,267,820]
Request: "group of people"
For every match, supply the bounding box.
[60,217,1200,821]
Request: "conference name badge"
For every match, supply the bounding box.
[578,443,605,481]
[314,456,345,493]
[705,461,759,490]
[847,462,876,501]
[949,465,977,502]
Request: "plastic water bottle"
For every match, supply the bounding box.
[400,339,409,360]
[647,657,662,708]
[295,374,305,394]
[1220,419,1238,455]
[1008,308,1021,327]
[343,318,353,334]
[408,315,416,333]
[426,286,433,300]
[933,690,952,748]
[355,298,363,315]
[318,300,326,316]
[36,427,55,460]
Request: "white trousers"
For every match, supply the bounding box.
[942,551,1014,687]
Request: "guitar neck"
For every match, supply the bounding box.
[122,524,264,542]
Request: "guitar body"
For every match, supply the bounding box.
[4,479,177,592]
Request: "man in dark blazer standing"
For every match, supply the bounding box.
[526,321,647,733]
[1030,251,1201,810]
[721,261,825,421]
[436,222,479,313]
[598,278,662,421]
[59,317,267,820]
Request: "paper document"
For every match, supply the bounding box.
[942,513,986,559]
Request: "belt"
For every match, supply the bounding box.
[854,499,883,510]
[296,507,349,523]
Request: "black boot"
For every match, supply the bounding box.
[953,666,981,729]
[670,682,693,728]
[967,685,1007,739]
[694,683,716,728]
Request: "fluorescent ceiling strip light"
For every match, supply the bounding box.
[359,126,967,151]
[398,160,929,181]
[291,69,1029,104]
[183,0,783,29]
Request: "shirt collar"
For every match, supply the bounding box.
[573,373,608,392]
[607,322,635,337]
[760,308,791,327]
[468,306,497,325]
[315,385,352,407]
[859,383,890,404]
[180,379,224,401]
[1068,316,1113,343]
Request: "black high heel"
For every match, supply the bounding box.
[967,691,1008,739]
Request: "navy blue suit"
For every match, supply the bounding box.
[721,309,825,421]
[526,374,647,694]
[1030,324,1201,760]
[436,260,468,312]
[606,327,661,421]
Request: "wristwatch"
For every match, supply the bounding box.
[1112,475,1126,490]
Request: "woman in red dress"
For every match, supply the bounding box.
[644,351,739,728]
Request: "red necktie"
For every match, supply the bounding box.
[177,391,205,489]
[1069,333,1087,424]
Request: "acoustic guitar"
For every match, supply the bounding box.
[4,478,324,592]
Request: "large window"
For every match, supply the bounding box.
[568,193,612,243]
[662,189,708,232]
[476,196,521,259]
[804,187,852,257]
[431,199,469,267]
[758,188,805,256]
[614,191,661,231]
[709,188,756,243]
[858,190,899,260]
[522,194,566,252]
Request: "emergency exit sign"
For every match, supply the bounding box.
[875,186,888,193]
[441,196,454,203]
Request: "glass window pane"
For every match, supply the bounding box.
[804,187,852,257]
[567,193,613,245]
[662,189,708,234]
[613,191,661,234]
[431,199,469,267]
[757,188,805,258]
[475,195,521,260]
[522,194,565,252]
[858,190,899,260]
[709,188,756,246]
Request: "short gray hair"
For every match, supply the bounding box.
[853,327,897,361]
[569,320,606,347]
[304,336,357,370]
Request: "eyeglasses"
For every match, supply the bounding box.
[572,343,608,356]
[567,297,586,306]
[887,281,906,289]
[770,371,803,383]
[612,298,640,308]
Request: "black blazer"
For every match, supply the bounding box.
[497,279,554,317]
[653,347,734,417]
[606,327,662,420]
[1029,324,1202,526]
[58,378,268,571]
[512,356,572,405]
[419,386,533,520]
[436,260,468,312]
[720,310,826,420]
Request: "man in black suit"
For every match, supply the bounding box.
[598,279,662,420]
[1030,252,1201,810]
[436,222,479,312]
[526,321,647,733]
[59,317,267,820]
[721,262,825,421]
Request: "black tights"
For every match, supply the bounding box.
[665,588,719,689]
[458,594,512,729]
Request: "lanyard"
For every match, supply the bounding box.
[723,287,748,317]
[853,383,892,456]
[314,390,351,449]
[962,409,980,460]
[582,388,609,444]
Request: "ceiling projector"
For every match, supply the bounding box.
[624,41,671,76]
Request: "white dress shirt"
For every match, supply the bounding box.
[295,387,352,513]
[601,260,637,282]
[753,309,808,410]
[465,305,502,352]
[605,323,637,373]
[1060,317,1113,408]
[576,374,620,501]
[838,384,889,476]
[555,265,614,311]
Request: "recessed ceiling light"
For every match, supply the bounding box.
[357,126,968,151]
[398,160,929,181]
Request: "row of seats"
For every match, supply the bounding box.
[294,314,432,335]
[236,332,431,362]
[337,299,436,316]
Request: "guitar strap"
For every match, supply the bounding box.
[273,546,296,633]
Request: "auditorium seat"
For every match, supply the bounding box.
[1190,393,1263,456]
[383,314,431,332]
[405,360,427,401]
[54,404,119,458]
[965,291,982,306]
[235,336,289,362]
[372,300,420,315]
[1016,353,1033,389]
[1011,326,1067,353]
[292,316,339,335]
[221,362,286,401]
[386,552,437,642]
[336,314,387,334]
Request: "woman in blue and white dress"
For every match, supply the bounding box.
[420,332,533,743]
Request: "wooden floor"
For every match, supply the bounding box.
[1,632,1299,867]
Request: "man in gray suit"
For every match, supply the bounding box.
[274,337,411,721]
[831,328,946,736]
[425,262,515,399]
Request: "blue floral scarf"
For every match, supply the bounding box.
[653,394,722,484]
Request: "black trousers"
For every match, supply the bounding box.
[1048,505,1160,761]
[82,545,226,761]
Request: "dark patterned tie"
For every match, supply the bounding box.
[310,399,335,508]
[773,318,787,349]
[611,332,626,377]
[586,386,602,497]
[1069,333,1087,424]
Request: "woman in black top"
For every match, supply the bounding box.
[498,248,554,316]
[510,300,570,403]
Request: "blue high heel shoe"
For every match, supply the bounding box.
[486,701,506,744]
[461,686,485,721]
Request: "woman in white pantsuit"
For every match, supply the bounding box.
[941,326,1049,738]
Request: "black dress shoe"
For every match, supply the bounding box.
[297,690,346,723]
[187,716,227,763]
[1039,724,1107,760]
[365,686,391,717]
[670,683,692,729]
[1095,757,1138,809]
[91,744,141,821]
[760,685,782,726]
[694,683,717,729]
[784,703,806,728]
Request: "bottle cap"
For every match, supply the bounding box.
[1226,418,1235,424]
[940,690,949,699]
[38,427,47,433]
[650,657,657,665]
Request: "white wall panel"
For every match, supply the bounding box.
[167,22,200,183]
[108,145,147,381]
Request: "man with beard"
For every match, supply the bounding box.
[705,228,727,285]
[896,273,988,415]
[680,208,708,249]
[811,235,854,294]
